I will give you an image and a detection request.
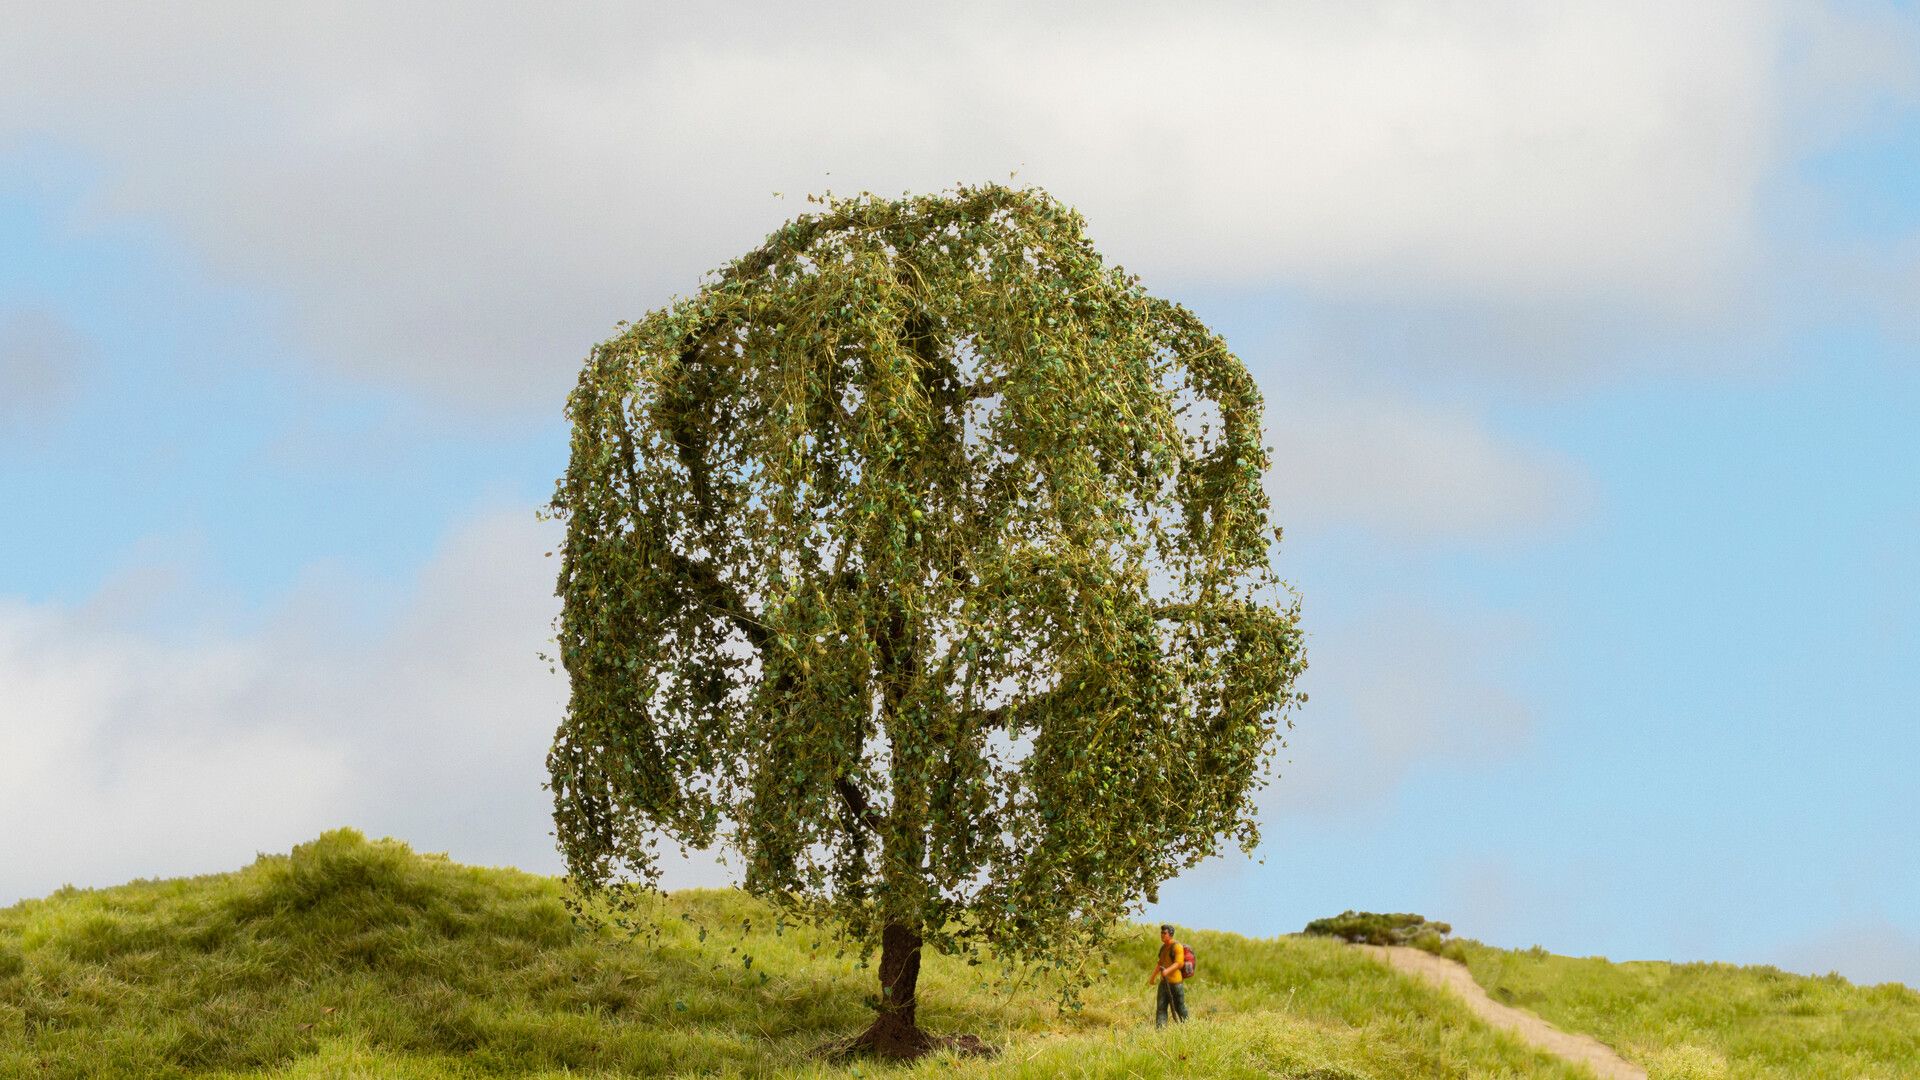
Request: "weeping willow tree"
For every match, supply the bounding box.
[548,184,1304,1056]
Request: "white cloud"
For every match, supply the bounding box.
[1268,603,1536,813]
[0,1,1788,406]
[1265,389,1590,541]
[0,508,732,905]
[1785,0,1920,147]
[1777,915,1920,989]
[0,598,351,897]
[0,308,89,430]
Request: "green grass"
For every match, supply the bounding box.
[1460,940,1920,1079]
[9,830,1915,1078]
[0,829,1590,1079]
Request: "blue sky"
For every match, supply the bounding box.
[3,3,1917,988]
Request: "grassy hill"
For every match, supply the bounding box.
[1459,942,1919,1078]
[0,830,1913,1079]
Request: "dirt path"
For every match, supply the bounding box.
[1360,946,1646,1080]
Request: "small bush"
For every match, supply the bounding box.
[1302,911,1462,960]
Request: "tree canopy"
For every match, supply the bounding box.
[547,184,1304,1054]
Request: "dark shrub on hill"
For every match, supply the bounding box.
[1303,911,1465,962]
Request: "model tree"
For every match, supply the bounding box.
[547,184,1304,1056]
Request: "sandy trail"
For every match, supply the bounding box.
[1359,945,1646,1080]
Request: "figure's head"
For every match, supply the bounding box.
[1160,924,1175,943]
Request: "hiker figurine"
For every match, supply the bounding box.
[1149,923,1191,1027]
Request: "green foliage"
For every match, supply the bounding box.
[547,183,1306,985]
[0,833,1600,1079]
[1302,911,1464,960]
[1460,941,1920,1079]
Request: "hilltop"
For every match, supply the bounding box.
[1,830,1914,1078]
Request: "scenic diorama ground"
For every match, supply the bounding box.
[2,831,1914,1079]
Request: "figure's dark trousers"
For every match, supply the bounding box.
[1156,980,1189,1027]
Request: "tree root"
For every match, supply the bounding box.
[820,1016,997,1062]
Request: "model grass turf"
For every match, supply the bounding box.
[1460,941,1920,1080]
[1,830,1589,1079]
[6,831,1918,1078]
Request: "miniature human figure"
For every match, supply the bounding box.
[1148,923,1189,1027]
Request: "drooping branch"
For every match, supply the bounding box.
[835,776,884,836]
[668,549,771,652]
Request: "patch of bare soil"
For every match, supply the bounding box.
[818,1025,997,1062]
[1359,945,1646,1080]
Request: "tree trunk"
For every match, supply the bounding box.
[848,594,937,1058]
[878,919,923,1029]
[849,919,933,1058]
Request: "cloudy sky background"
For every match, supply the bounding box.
[4,1,1918,987]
